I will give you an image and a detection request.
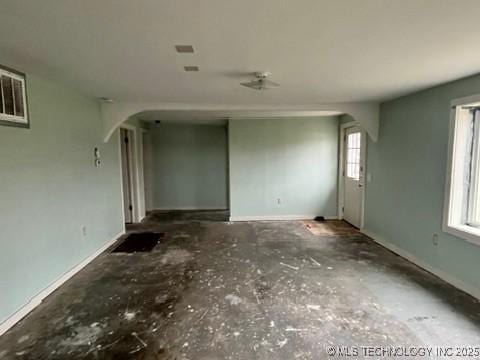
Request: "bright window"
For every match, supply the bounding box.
[346,132,361,180]
[0,66,28,126]
[444,96,480,245]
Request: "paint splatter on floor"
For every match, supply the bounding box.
[0,210,479,359]
[304,220,359,236]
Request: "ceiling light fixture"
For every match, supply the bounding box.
[241,72,279,90]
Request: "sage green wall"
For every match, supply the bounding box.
[151,124,228,210]
[0,74,123,324]
[229,117,339,218]
[365,73,480,293]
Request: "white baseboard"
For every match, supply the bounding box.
[153,207,228,211]
[0,230,124,337]
[361,228,480,301]
[229,215,338,221]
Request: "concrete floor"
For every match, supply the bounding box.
[1,210,480,359]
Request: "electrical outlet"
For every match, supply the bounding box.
[81,225,87,237]
[432,233,439,246]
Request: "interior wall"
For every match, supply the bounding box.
[151,123,228,210]
[364,73,480,295]
[0,73,123,324]
[229,117,339,219]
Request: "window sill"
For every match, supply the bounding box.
[443,223,480,246]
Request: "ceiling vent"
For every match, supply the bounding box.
[175,45,194,53]
[184,66,199,72]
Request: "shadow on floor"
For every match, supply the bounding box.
[145,209,230,222]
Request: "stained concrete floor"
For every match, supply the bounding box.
[1,210,480,359]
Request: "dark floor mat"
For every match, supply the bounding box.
[112,232,164,253]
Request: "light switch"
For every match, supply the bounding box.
[94,147,101,167]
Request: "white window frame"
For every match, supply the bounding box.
[443,94,480,246]
[345,131,361,180]
[0,65,29,128]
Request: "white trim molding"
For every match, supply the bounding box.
[443,95,480,246]
[229,215,338,221]
[362,229,480,301]
[101,102,380,143]
[119,124,145,223]
[0,231,124,336]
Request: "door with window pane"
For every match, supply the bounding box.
[344,126,364,228]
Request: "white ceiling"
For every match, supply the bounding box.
[2,0,480,105]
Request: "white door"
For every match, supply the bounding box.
[120,128,134,223]
[142,131,153,212]
[343,127,364,228]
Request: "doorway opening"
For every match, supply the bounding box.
[120,127,140,224]
[338,123,366,229]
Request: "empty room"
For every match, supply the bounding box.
[1,1,480,359]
